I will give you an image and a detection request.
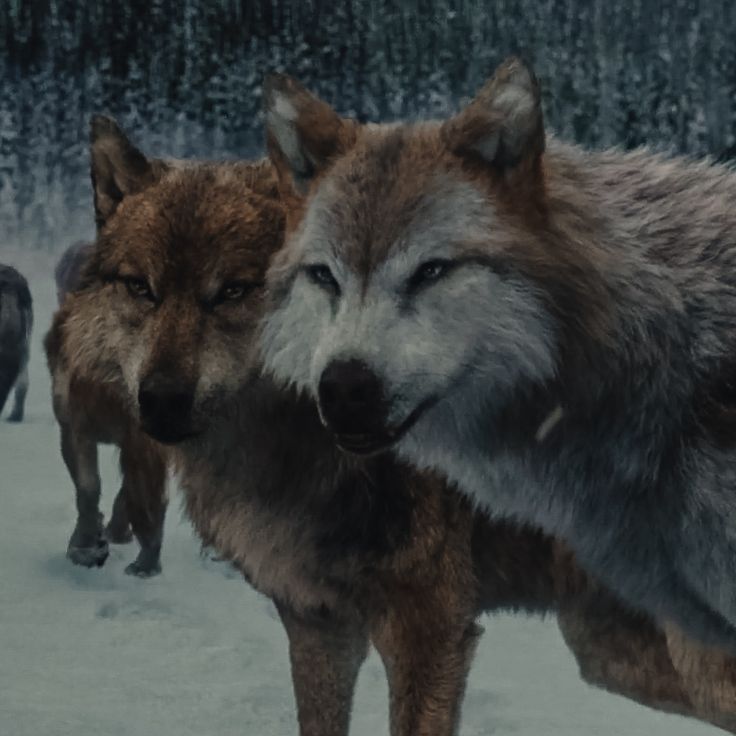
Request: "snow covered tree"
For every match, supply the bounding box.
[1,0,735,249]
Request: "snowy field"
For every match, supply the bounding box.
[0,248,722,736]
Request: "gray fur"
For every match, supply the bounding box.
[0,264,32,422]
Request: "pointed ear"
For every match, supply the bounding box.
[263,74,357,196]
[441,57,544,171]
[89,115,167,228]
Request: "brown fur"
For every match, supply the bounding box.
[665,623,736,732]
[60,114,736,734]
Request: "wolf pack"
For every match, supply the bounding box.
[6,57,736,733]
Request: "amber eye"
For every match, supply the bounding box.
[305,263,340,294]
[123,277,154,301]
[407,259,452,292]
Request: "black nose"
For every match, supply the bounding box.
[318,359,387,436]
[137,372,195,444]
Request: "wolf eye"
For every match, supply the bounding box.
[123,277,154,301]
[407,259,452,291]
[214,281,258,304]
[222,284,246,300]
[305,264,340,294]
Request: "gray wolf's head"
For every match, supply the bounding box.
[64,116,284,444]
[260,57,578,455]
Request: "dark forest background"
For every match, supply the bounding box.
[2,0,736,249]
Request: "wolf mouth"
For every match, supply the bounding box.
[329,395,438,457]
[140,422,202,446]
[333,432,395,456]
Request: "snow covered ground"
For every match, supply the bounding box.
[0,250,722,736]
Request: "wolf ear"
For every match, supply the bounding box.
[441,57,544,172]
[263,74,357,196]
[89,115,165,228]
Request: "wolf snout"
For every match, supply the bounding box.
[138,372,196,444]
[318,359,390,451]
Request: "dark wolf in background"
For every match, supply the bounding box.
[54,241,95,305]
[58,116,736,734]
[0,264,32,422]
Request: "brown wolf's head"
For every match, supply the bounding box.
[64,117,284,444]
[259,58,584,456]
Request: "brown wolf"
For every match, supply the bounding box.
[59,115,736,733]
[0,264,32,422]
[45,125,169,576]
[261,57,736,657]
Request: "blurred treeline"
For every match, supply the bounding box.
[1,0,735,248]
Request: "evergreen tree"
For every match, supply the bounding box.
[1,0,735,249]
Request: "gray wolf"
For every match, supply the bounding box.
[0,264,32,422]
[63,115,736,732]
[261,57,736,657]
[44,119,170,576]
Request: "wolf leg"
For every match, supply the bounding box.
[372,591,482,736]
[0,359,20,417]
[7,359,28,422]
[276,603,369,736]
[557,592,694,716]
[105,485,133,544]
[120,432,167,577]
[61,423,108,567]
[664,622,736,733]
[561,599,736,733]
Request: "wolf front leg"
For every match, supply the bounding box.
[0,356,20,417]
[105,484,133,544]
[61,423,109,567]
[276,603,369,736]
[119,431,167,577]
[371,592,482,736]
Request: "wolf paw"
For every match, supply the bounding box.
[6,412,23,423]
[67,538,110,568]
[124,559,162,578]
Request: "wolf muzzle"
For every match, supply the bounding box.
[317,359,395,454]
[137,372,197,444]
